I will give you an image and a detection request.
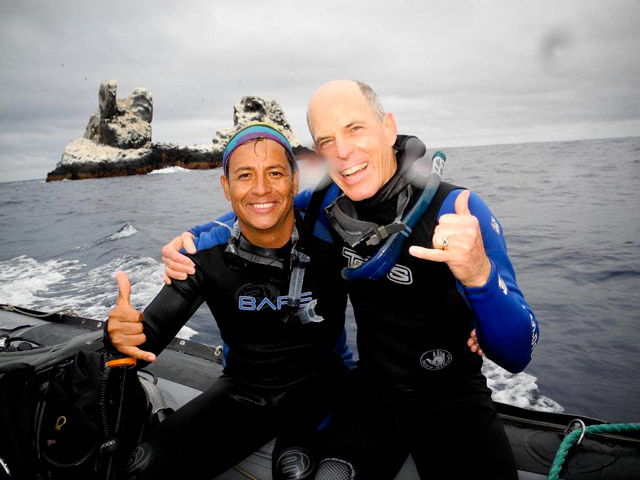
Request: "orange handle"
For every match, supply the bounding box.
[106,357,137,367]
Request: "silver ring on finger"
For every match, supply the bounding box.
[442,235,450,251]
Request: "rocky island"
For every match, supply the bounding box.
[46,80,313,181]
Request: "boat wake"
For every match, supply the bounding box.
[483,360,564,413]
[0,254,164,320]
[0,256,82,307]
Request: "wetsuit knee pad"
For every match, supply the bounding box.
[315,458,356,480]
[124,443,155,480]
[275,447,315,480]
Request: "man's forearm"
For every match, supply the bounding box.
[140,283,203,356]
[463,259,538,373]
[440,191,539,373]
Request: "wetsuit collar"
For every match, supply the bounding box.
[325,135,426,248]
[225,220,297,270]
[326,188,411,248]
[357,135,424,209]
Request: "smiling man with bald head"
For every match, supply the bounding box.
[164,81,539,479]
[305,80,537,480]
[307,80,399,202]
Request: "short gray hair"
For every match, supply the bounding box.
[355,80,385,123]
[307,80,386,138]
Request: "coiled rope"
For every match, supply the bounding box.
[548,422,640,480]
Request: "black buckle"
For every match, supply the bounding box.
[364,223,407,246]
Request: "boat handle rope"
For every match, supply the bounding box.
[547,421,640,480]
[1,304,78,318]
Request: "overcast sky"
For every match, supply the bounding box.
[1,0,639,182]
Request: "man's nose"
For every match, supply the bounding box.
[251,173,272,195]
[334,136,355,160]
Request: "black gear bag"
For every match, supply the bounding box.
[0,350,149,479]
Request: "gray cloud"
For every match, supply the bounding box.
[1,0,639,181]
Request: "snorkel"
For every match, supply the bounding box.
[341,151,446,281]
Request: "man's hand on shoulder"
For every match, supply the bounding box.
[107,271,156,362]
[467,329,483,356]
[162,232,197,285]
[408,190,492,288]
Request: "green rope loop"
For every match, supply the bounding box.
[547,422,640,480]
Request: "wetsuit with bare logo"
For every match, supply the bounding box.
[119,212,352,480]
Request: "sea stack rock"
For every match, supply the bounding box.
[99,79,118,119]
[211,96,301,154]
[46,84,313,181]
[83,80,153,149]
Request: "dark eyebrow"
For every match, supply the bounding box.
[231,164,287,174]
[231,166,254,174]
[315,120,364,144]
[314,134,332,145]
[267,163,287,169]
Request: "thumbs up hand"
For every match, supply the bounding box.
[408,190,492,288]
[107,271,157,362]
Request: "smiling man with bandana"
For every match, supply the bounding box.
[106,122,353,480]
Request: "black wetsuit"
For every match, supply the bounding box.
[121,213,351,480]
[311,137,528,480]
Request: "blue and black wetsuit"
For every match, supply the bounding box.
[123,213,352,480]
[190,135,539,479]
[310,136,537,480]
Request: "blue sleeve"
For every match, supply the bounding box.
[189,211,236,237]
[438,190,539,373]
[294,187,314,210]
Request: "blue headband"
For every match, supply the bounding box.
[222,122,297,176]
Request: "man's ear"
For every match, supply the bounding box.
[382,112,398,146]
[292,170,300,197]
[220,175,231,201]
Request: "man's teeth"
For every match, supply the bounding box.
[252,203,276,209]
[342,162,368,177]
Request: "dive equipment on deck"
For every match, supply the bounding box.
[2,304,640,480]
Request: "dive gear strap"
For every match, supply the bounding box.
[340,150,447,281]
[224,206,326,325]
[326,186,412,248]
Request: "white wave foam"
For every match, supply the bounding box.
[0,255,166,321]
[106,223,137,241]
[0,256,82,306]
[483,359,564,412]
[65,255,166,319]
[176,325,198,340]
[148,166,190,175]
[76,224,138,250]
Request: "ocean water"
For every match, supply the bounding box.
[1,136,639,422]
